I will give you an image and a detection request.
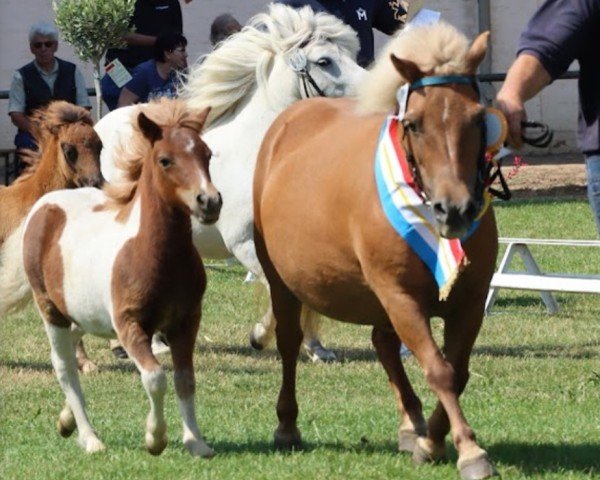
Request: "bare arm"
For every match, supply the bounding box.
[122,32,157,47]
[117,87,140,108]
[9,111,32,133]
[496,53,552,147]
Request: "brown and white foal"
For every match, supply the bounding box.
[22,99,221,456]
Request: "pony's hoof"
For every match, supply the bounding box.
[79,360,99,375]
[274,426,303,451]
[185,439,216,458]
[57,407,76,438]
[111,346,129,360]
[81,435,105,453]
[304,340,337,363]
[249,329,266,351]
[146,432,168,456]
[398,429,419,454]
[412,437,447,465]
[458,453,499,480]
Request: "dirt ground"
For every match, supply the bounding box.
[499,152,587,199]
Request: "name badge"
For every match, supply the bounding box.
[105,58,132,88]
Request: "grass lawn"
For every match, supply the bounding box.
[1,198,598,479]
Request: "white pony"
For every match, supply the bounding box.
[95,4,364,361]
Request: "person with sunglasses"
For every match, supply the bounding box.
[8,22,91,152]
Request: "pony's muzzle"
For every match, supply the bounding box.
[432,197,478,239]
[197,191,222,224]
[79,174,105,189]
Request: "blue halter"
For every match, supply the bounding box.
[408,75,478,92]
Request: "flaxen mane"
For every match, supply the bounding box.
[357,22,472,115]
[13,101,93,184]
[180,3,358,127]
[103,98,204,207]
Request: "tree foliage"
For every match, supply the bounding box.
[52,0,135,64]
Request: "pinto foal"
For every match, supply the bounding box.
[22,99,221,456]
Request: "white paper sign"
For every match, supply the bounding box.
[105,58,132,88]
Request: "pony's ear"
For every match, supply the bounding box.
[390,55,422,84]
[197,107,211,129]
[465,31,490,74]
[137,112,162,144]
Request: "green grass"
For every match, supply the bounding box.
[1,199,599,479]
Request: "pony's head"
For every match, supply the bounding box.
[359,23,490,238]
[107,99,221,224]
[181,3,364,127]
[27,101,103,188]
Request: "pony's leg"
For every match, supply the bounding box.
[271,285,304,449]
[71,325,98,374]
[371,287,495,478]
[119,322,168,455]
[167,320,215,458]
[249,280,277,350]
[43,321,105,453]
[300,306,337,363]
[423,303,498,479]
[371,326,427,454]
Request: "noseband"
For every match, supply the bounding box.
[397,75,510,208]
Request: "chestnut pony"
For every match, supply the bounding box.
[254,23,499,479]
[22,99,221,456]
[0,101,102,316]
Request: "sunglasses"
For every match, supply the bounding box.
[32,41,57,49]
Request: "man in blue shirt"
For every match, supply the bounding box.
[496,0,600,233]
[117,32,188,107]
[275,0,406,66]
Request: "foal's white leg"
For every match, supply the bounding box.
[169,326,215,458]
[140,368,168,455]
[44,322,105,453]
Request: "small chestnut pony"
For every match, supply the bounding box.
[254,23,499,479]
[21,99,221,456]
[0,101,102,316]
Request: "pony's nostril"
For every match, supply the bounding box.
[197,194,207,206]
[433,200,447,217]
[463,200,478,220]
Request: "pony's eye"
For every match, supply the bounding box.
[159,157,172,169]
[61,143,78,165]
[316,57,332,67]
[402,119,419,133]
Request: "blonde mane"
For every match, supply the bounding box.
[357,22,473,114]
[13,101,93,184]
[180,3,359,127]
[103,98,204,207]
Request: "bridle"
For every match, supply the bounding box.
[397,75,511,208]
[287,47,326,98]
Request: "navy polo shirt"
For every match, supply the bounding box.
[518,0,600,153]
[276,0,405,66]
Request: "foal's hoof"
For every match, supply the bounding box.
[304,340,337,363]
[185,438,216,458]
[458,453,499,480]
[80,435,106,453]
[398,429,419,454]
[79,359,99,375]
[274,426,303,451]
[412,437,447,465]
[57,406,76,438]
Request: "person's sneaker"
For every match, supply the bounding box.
[151,334,170,355]
[304,339,337,363]
[400,343,412,359]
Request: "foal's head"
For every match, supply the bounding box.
[390,31,490,238]
[137,103,222,224]
[29,101,103,188]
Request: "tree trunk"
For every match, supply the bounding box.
[92,59,103,121]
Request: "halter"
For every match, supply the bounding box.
[287,48,326,98]
[397,74,510,208]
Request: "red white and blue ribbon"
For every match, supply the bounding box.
[374,115,468,300]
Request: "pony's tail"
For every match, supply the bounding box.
[0,223,32,316]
